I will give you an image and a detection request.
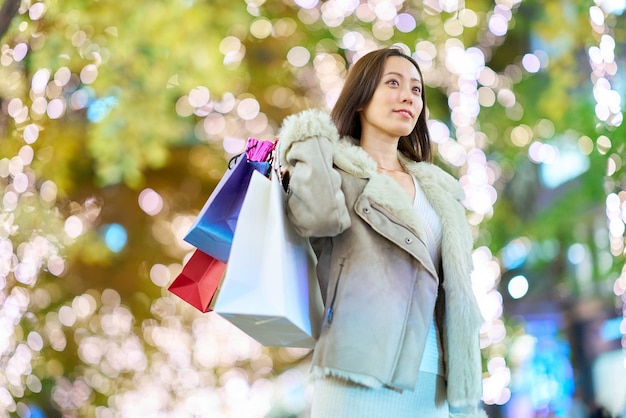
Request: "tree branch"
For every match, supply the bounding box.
[0,0,21,42]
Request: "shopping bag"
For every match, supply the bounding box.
[212,170,323,348]
[183,153,270,263]
[168,249,227,312]
[245,137,276,162]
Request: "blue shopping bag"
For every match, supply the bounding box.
[184,147,271,262]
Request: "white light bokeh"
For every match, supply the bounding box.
[138,188,164,216]
[508,275,529,299]
[64,216,84,239]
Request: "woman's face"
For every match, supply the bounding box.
[359,56,423,141]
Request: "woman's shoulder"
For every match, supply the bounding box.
[277,108,341,166]
[278,109,339,145]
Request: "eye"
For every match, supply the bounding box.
[386,79,399,86]
[412,86,422,94]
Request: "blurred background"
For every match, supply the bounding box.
[0,0,624,416]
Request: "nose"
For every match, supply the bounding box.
[401,87,413,104]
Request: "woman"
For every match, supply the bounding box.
[278,48,487,418]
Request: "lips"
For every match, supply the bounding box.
[394,109,413,118]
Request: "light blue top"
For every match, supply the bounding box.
[413,176,445,377]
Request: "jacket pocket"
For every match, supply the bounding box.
[326,257,347,325]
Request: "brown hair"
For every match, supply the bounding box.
[330,48,432,163]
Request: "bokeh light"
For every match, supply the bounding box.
[508,275,529,299]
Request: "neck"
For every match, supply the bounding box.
[360,136,402,171]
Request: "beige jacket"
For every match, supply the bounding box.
[278,109,487,417]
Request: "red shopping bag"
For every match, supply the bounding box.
[168,250,227,312]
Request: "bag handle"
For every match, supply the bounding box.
[227,137,277,169]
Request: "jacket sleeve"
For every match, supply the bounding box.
[277,109,351,237]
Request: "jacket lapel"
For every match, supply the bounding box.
[332,136,469,253]
[331,137,480,316]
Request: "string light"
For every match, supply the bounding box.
[589,1,625,355]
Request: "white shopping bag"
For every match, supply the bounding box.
[212,170,323,348]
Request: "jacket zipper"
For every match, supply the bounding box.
[327,258,346,325]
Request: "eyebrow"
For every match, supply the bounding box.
[384,71,422,84]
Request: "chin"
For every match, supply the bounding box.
[396,130,414,138]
